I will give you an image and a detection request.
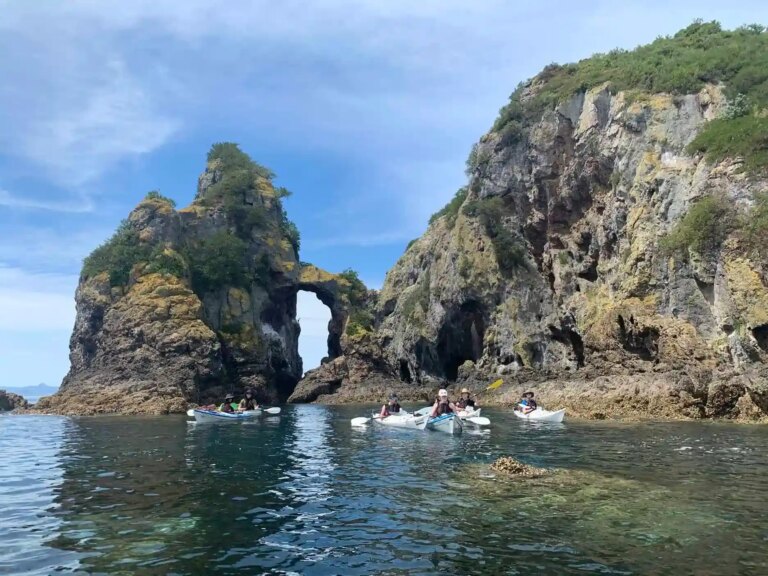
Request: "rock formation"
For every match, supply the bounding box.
[38,144,366,415]
[0,390,28,411]
[294,23,768,420]
[43,23,768,420]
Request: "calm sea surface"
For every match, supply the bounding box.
[1,406,766,575]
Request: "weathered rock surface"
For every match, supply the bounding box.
[39,148,365,415]
[0,390,28,411]
[297,83,768,419]
[490,456,548,478]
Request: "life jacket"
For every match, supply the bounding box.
[241,397,256,410]
[457,397,474,409]
[219,402,234,413]
[435,401,453,416]
[388,402,401,413]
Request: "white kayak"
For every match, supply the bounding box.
[457,407,481,419]
[372,412,426,429]
[426,413,463,435]
[513,408,566,423]
[192,409,258,423]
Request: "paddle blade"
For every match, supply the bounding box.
[486,378,503,391]
[467,416,491,426]
[351,417,370,427]
[264,407,281,415]
[186,409,195,417]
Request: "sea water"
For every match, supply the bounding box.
[1,406,766,575]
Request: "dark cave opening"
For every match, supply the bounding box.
[436,301,486,381]
[399,359,412,383]
[752,324,768,353]
[617,314,659,361]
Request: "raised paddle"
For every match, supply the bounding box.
[486,378,503,391]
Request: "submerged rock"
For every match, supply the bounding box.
[490,456,548,478]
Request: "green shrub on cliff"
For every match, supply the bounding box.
[492,21,768,172]
[144,190,176,207]
[430,187,468,228]
[338,268,367,307]
[145,246,188,278]
[463,197,527,275]
[660,194,738,256]
[185,231,249,294]
[82,221,152,286]
[687,116,768,173]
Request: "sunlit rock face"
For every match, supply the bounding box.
[40,146,362,415]
[372,82,768,419]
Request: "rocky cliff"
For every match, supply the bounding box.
[296,22,768,419]
[0,390,28,411]
[38,144,367,415]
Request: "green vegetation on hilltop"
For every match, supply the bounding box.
[203,143,301,254]
[144,190,176,207]
[493,21,768,172]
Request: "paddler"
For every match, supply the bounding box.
[238,388,259,411]
[517,391,537,414]
[380,393,402,418]
[455,387,477,411]
[219,393,236,413]
[430,388,457,417]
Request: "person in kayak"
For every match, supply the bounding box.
[380,393,401,418]
[238,388,259,411]
[219,393,236,413]
[455,388,477,411]
[430,389,457,417]
[517,391,537,414]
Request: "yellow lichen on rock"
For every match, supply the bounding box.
[724,258,768,327]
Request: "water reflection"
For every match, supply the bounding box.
[1,408,767,575]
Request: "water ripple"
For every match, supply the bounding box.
[1,408,767,575]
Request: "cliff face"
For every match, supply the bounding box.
[371,83,768,419]
[39,145,363,415]
[294,24,768,419]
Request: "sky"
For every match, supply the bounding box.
[1,0,766,389]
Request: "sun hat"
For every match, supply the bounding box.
[438,389,448,397]
[461,388,470,394]
[225,393,234,400]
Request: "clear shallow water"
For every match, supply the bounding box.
[1,407,766,575]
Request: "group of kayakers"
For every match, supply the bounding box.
[202,388,260,413]
[379,387,478,418]
[379,388,538,417]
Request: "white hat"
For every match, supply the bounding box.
[438,389,448,397]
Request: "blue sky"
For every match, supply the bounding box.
[1,1,766,388]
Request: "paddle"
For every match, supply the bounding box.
[187,409,196,417]
[486,378,503,391]
[351,417,370,426]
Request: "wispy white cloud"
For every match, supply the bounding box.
[0,189,94,213]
